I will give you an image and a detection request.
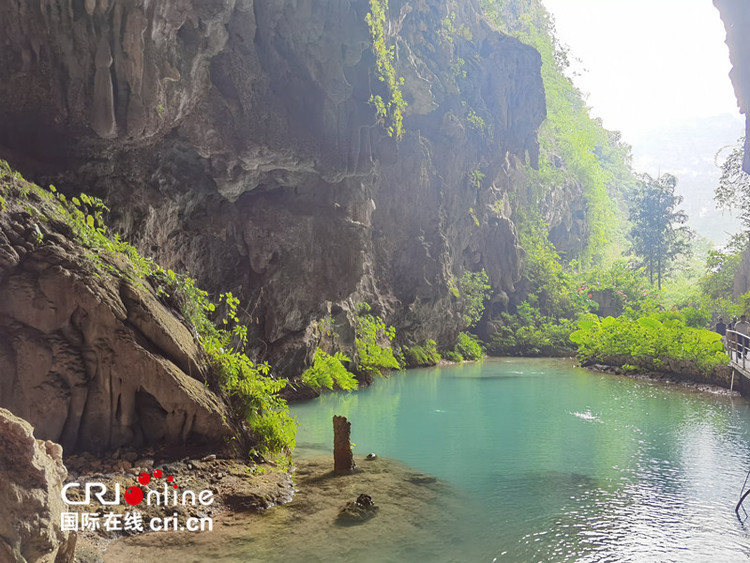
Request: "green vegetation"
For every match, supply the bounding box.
[0,161,295,461]
[570,312,728,376]
[468,207,480,226]
[715,137,750,229]
[301,349,358,391]
[459,269,491,327]
[442,350,463,363]
[628,173,693,289]
[365,0,407,139]
[472,2,727,372]
[355,303,401,376]
[481,0,634,266]
[466,109,488,135]
[452,57,467,79]
[403,339,441,367]
[489,302,577,356]
[470,169,485,189]
[455,332,483,360]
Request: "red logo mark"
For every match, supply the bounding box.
[126,469,178,505]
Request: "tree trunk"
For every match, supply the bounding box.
[657,256,662,290]
[333,415,356,475]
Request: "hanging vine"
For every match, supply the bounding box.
[365,0,407,139]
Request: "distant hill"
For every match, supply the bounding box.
[629,113,745,246]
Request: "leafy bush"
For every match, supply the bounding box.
[489,303,577,357]
[569,312,728,375]
[459,269,492,327]
[442,350,463,363]
[680,306,711,329]
[455,332,483,360]
[355,303,401,376]
[575,260,651,316]
[404,339,441,367]
[301,349,358,391]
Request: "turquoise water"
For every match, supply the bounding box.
[292,358,750,561]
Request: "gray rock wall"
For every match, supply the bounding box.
[715,0,750,173]
[0,0,556,377]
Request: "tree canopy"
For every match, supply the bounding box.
[715,136,750,230]
[628,173,693,290]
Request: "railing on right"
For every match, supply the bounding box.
[725,329,749,373]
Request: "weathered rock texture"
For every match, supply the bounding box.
[0,181,234,453]
[715,0,750,295]
[0,408,76,563]
[715,0,750,173]
[0,0,553,377]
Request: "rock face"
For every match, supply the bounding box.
[0,0,550,376]
[0,408,76,563]
[715,0,750,173]
[715,1,750,295]
[0,181,234,453]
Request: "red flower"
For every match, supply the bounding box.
[588,293,593,298]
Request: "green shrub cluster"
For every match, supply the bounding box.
[489,303,577,356]
[569,312,728,375]
[355,303,401,376]
[442,350,463,363]
[459,269,492,327]
[455,332,483,360]
[403,339,441,367]
[301,349,358,391]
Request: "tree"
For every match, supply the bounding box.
[628,173,693,290]
[459,269,491,327]
[715,137,750,230]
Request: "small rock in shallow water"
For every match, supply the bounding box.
[366,453,377,460]
[337,494,379,525]
[408,473,437,485]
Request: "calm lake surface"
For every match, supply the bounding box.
[291,358,750,562]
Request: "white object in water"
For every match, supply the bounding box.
[571,409,602,423]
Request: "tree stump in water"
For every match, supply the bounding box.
[333,415,356,475]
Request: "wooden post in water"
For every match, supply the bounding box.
[333,415,356,475]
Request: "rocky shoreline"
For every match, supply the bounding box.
[102,454,456,563]
[65,451,295,563]
[585,363,742,397]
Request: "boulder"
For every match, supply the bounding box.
[0,408,76,563]
[337,493,379,525]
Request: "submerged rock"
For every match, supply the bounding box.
[0,408,76,563]
[408,473,438,485]
[337,494,379,525]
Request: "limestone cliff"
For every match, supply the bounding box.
[715,0,750,173]
[715,0,750,296]
[0,170,235,453]
[0,0,548,377]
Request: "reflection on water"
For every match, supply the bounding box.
[292,358,750,561]
[108,358,750,561]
